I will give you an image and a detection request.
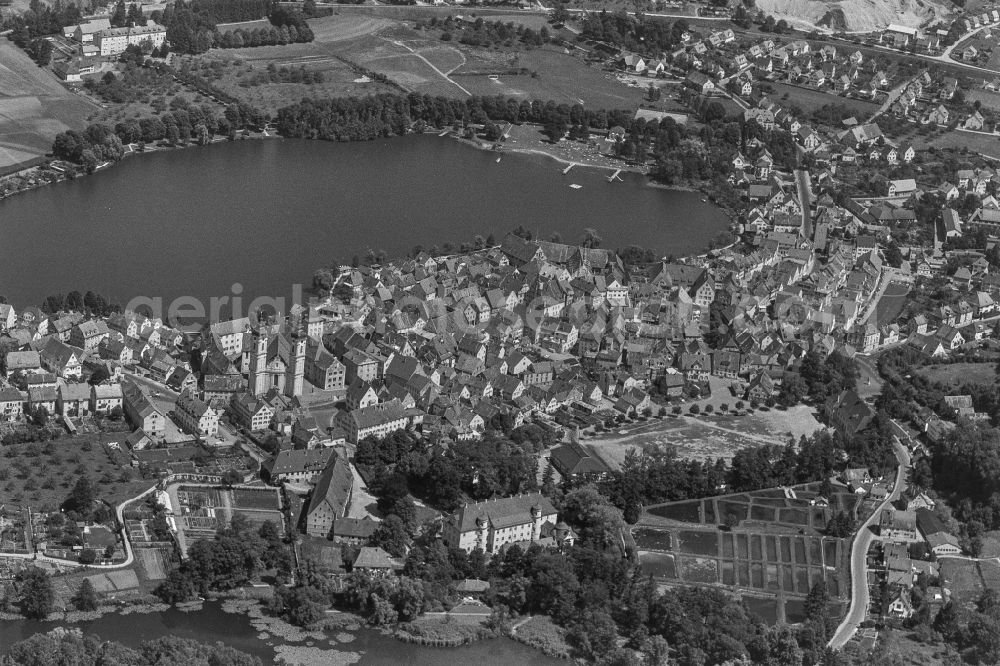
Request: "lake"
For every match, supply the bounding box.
[0,135,728,314]
[0,601,564,665]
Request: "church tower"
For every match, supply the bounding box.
[284,324,306,398]
[249,325,269,397]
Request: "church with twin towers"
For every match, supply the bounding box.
[247,317,306,398]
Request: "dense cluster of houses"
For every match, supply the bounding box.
[877,498,959,620]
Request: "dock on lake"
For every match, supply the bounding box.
[562,163,575,174]
[608,169,622,182]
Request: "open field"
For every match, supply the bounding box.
[0,41,97,171]
[873,281,909,326]
[917,361,1000,387]
[878,628,958,666]
[195,48,397,115]
[0,434,151,510]
[199,12,660,110]
[910,127,1000,157]
[968,88,1000,112]
[309,14,400,42]
[584,405,822,469]
[765,81,877,119]
[134,547,170,583]
[455,47,651,108]
[939,558,1000,601]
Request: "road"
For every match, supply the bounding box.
[386,38,472,96]
[827,437,911,650]
[794,169,812,239]
[853,354,883,400]
[866,75,917,124]
[0,484,157,571]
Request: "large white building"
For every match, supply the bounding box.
[336,399,408,444]
[174,390,219,437]
[444,493,558,555]
[95,22,166,57]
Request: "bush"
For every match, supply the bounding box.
[689,404,701,415]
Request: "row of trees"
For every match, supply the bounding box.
[275,92,747,188]
[156,0,312,53]
[2,0,83,42]
[50,123,126,173]
[213,22,314,49]
[40,289,118,316]
[597,430,869,524]
[579,11,688,54]
[2,631,262,666]
[427,16,551,48]
[51,99,263,168]
[109,0,147,27]
[242,64,325,87]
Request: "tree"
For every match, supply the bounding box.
[804,581,829,625]
[222,469,242,487]
[79,548,97,564]
[550,2,570,24]
[71,578,99,610]
[369,514,409,557]
[110,0,127,26]
[18,567,54,619]
[32,405,48,426]
[581,228,602,248]
[63,476,97,515]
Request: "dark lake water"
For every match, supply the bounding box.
[0,601,564,665]
[0,136,728,313]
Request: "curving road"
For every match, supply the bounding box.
[1,484,157,571]
[828,437,911,650]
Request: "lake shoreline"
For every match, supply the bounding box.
[0,131,732,308]
[1,124,722,208]
[0,595,570,665]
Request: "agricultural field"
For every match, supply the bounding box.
[0,40,97,172]
[763,81,877,120]
[638,525,849,596]
[134,547,171,586]
[0,434,150,509]
[643,482,860,531]
[636,484,854,609]
[939,557,1000,601]
[195,11,670,112]
[910,127,1000,158]
[230,486,284,529]
[917,361,1000,387]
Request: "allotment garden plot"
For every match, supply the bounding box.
[634,483,855,619]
